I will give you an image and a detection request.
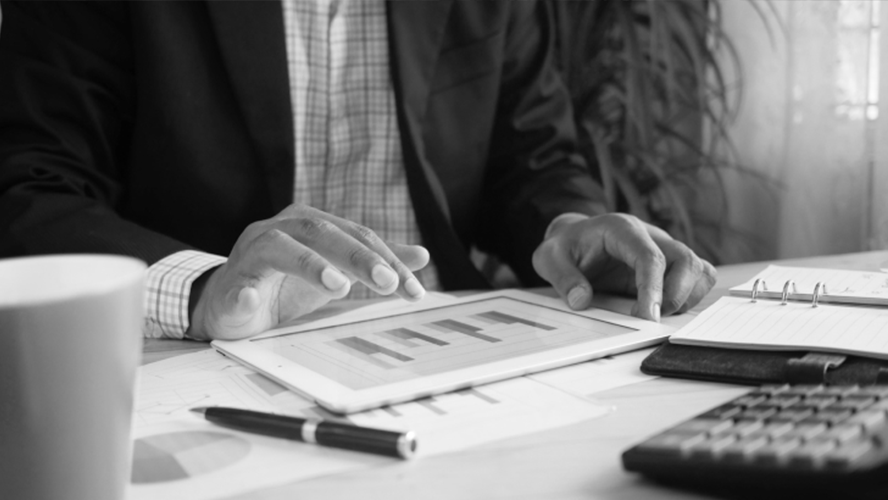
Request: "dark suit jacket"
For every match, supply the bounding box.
[0,0,606,289]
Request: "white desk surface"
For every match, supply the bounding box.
[142,250,888,500]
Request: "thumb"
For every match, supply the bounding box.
[211,285,263,338]
[532,242,593,310]
[224,286,262,319]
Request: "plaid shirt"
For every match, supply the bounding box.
[143,0,439,339]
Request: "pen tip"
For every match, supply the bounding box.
[189,407,207,415]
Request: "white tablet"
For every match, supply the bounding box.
[212,290,671,414]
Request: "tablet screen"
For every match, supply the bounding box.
[251,297,636,390]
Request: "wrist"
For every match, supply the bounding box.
[186,266,221,341]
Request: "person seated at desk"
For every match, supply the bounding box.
[0,0,716,341]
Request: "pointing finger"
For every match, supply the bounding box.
[593,216,666,321]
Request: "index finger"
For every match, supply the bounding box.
[593,216,667,321]
[295,207,428,301]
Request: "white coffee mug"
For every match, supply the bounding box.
[0,254,145,500]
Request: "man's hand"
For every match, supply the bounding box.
[188,204,429,340]
[532,213,716,321]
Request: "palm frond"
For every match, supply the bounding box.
[552,0,777,264]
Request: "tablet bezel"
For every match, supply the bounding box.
[212,290,671,414]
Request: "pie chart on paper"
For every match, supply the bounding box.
[131,431,251,484]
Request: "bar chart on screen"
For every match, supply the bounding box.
[255,297,635,390]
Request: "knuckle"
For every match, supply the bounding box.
[681,250,704,275]
[606,213,640,229]
[640,247,667,269]
[255,228,286,248]
[350,223,381,246]
[531,240,559,274]
[386,257,409,275]
[346,247,373,268]
[704,261,718,281]
[296,217,331,240]
[243,221,267,239]
[284,203,309,215]
[293,248,320,271]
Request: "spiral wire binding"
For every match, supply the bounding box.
[781,280,797,305]
[750,279,767,303]
[812,282,827,308]
[748,279,829,307]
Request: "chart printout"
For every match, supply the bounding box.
[252,297,636,390]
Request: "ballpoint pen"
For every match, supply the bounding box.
[189,406,417,459]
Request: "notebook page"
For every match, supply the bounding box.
[729,265,888,306]
[670,296,888,360]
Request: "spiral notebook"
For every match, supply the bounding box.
[669,266,888,360]
[728,265,888,306]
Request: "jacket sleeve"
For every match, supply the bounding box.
[476,0,607,284]
[0,1,191,263]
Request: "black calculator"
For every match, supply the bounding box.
[622,384,888,499]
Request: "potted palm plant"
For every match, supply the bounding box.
[552,0,777,264]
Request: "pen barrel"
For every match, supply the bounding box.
[202,408,416,459]
[314,421,414,459]
[204,408,305,440]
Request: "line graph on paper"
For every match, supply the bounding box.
[134,350,320,426]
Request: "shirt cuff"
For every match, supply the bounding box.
[544,212,591,240]
[143,250,227,339]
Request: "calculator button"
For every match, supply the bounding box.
[732,395,767,407]
[814,424,863,444]
[746,422,794,440]
[832,396,876,412]
[754,437,803,464]
[844,410,887,431]
[748,385,790,398]
[736,407,778,421]
[760,395,801,409]
[801,408,853,426]
[854,386,888,399]
[768,408,814,423]
[781,385,825,397]
[866,424,888,446]
[698,404,743,420]
[782,423,828,441]
[670,418,734,436]
[721,436,769,462]
[867,399,888,412]
[818,386,859,397]
[728,420,765,438]
[824,440,877,470]
[802,396,839,409]
[688,435,737,458]
[635,433,708,456]
[787,439,836,467]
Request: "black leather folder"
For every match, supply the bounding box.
[641,341,888,386]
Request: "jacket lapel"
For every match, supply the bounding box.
[386,0,453,221]
[206,1,294,212]
[387,0,489,290]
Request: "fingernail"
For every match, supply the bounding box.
[321,267,349,291]
[371,265,398,288]
[567,286,587,309]
[651,302,661,322]
[404,277,425,298]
